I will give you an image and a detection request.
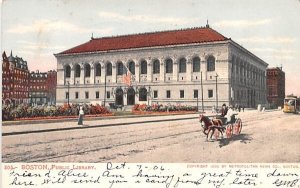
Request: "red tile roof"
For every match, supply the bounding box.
[58,27,228,55]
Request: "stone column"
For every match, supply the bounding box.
[112,63,117,83]
[147,61,152,82]
[173,61,178,81]
[135,63,140,83]
[160,59,165,82]
[70,64,75,85]
[90,64,95,84]
[57,69,65,85]
[200,60,206,80]
[186,58,192,81]
[80,64,84,85]
[101,64,105,83]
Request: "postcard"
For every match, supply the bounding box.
[1,0,300,187]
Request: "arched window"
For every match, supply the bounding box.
[139,87,147,101]
[117,62,124,75]
[128,61,135,75]
[106,62,112,76]
[165,59,173,73]
[140,60,147,74]
[179,58,186,73]
[75,64,81,77]
[192,57,200,72]
[85,64,91,77]
[65,65,71,78]
[207,56,215,72]
[95,63,101,76]
[153,60,160,74]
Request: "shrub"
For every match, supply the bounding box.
[132,104,196,112]
[2,103,111,121]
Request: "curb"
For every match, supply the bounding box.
[2,116,201,137]
[2,112,198,126]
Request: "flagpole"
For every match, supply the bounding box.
[201,71,204,112]
[122,62,131,74]
[104,66,107,107]
[121,61,135,86]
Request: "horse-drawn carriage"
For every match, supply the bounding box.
[199,113,242,141]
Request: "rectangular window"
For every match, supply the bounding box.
[85,92,89,99]
[180,90,184,98]
[65,92,69,99]
[75,92,79,99]
[107,91,110,99]
[154,90,158,98]
[208,90,213,98]
[166,90,171,98]
[96,91,99,99]
[194,90,198,98]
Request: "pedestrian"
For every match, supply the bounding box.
[242,105,245,112]
[78,106,84,125]
[212,105,216,113]
[238,105,241,112]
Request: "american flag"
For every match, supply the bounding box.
[122,70,132,86]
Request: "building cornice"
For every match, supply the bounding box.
[228,39,268,67]
[54,40,230,58]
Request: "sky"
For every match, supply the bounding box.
[1,0,300,96]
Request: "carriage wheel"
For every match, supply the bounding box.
[234,118,242,135]
[226,124,233,138]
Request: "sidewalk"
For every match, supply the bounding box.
[2,111,197,126]
[2,113,200,136]
[2,109,275,136]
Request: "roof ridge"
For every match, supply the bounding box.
[92,26,209,40]
[208,27,229,40]
[57,26,228,55]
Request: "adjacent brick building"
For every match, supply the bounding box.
[2,50,57,106]
[267,67,285,108]
[46,70,57,105]
[2,51,30,105]
[29,70,57,105]
[29,70,48,105]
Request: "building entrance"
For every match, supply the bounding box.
[115,88,124,105]
[127,87,135,105]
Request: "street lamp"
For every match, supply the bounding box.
[214,73,218,112]
[196,91,199,112]
[147,86,151,106]
[104,70,107,107]
[201,71,204,112]
[67,81,70,106]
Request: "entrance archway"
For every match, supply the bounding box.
[127,87,135,105]
[115,88,124,105]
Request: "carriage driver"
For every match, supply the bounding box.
[225,105,236,124]
[220,103,228,117]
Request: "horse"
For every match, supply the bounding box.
[199,114,225,141]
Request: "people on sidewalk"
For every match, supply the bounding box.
[78,106,84,125]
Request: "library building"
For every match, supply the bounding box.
[55,24,268,109]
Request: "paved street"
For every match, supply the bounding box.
[2,110,300,163]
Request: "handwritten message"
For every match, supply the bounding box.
[2,163,299,188]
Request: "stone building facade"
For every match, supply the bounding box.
[55,26,268,109]
[267,67,285,108]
